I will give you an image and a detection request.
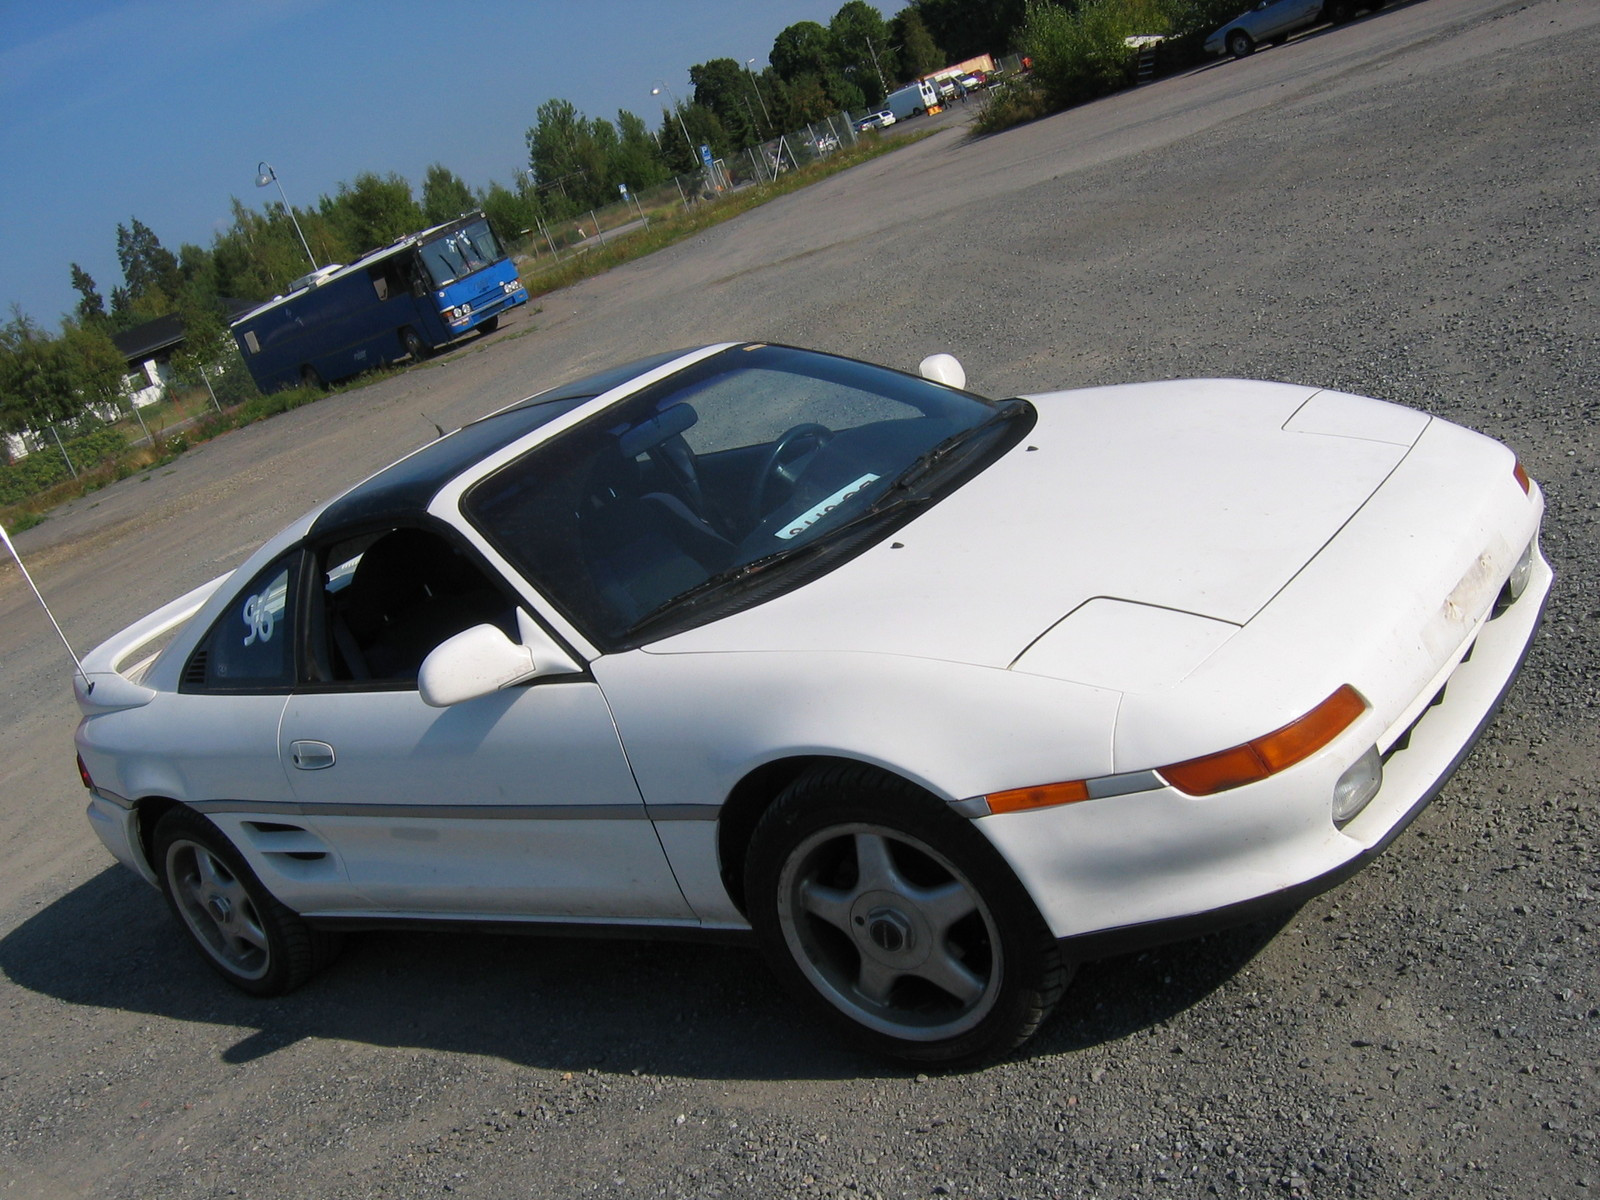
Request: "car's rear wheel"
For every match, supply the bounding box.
[745,764,1068,1064]
[1227,30,1255,57]
[153,808,338,996]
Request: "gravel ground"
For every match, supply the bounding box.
[1,0,1596,1196]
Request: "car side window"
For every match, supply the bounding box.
[182,553,300,692]
[313,526,516,686]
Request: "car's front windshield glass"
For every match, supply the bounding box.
[463,344,1022,647]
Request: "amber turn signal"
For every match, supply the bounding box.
[986,779,1090,814]
[1157,684,1367,797]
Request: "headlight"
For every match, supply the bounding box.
[1332,745,1382,825]
[1494,538,1535,615]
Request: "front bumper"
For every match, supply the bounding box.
[977,543,1551,952]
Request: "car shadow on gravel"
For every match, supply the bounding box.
[2,867,1293,1078]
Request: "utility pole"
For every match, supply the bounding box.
[862,36,890,98]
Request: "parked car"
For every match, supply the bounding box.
[1206,0,1325,56]
[74,343,1549,1063]
[856,110,896,132]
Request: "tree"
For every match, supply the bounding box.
[771,21,835,81]
[610,110,669,191]
[322,172,423,256]
[0,312,82,435]
[478,180,542,248]
[211,197,322,302]
[58,320,129,417]
[892,9,945,80]
[690,58,759,147]
[527,98,612,213]
[905,0,1027,63]
[831,2,896,104]
[422,164,476,226]
[69,264,106,324]
[113,217,182,322]
[772,73,835,127]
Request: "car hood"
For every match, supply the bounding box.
[646,379,1428,677]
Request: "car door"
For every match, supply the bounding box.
[1253,0,1319,38]
[274,525,693,922]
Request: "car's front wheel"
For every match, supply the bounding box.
[153,808,339,996]
[1227,30,1255,57]
[745,764,1068,1064]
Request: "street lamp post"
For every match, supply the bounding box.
[255,162,317,271]
[650,82,696,162]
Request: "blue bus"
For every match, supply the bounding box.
[231,211,528,392]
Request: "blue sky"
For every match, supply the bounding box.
[0,0,848,327]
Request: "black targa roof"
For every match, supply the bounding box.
[306,348,705,539]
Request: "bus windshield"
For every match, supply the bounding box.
[419,218,503,288]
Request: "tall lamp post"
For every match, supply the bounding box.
[650,82,696,161]
[744,58,773,131]
[255,161,317,271]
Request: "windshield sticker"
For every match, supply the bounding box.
[776,473,880,541]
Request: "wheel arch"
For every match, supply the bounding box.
[131,795,186,877]
[716,754,949,917]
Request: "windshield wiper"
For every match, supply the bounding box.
[626,490,933,636]
[886,400,1028,495]
[624,403,1028,638]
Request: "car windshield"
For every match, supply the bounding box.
[463,344,1027,647]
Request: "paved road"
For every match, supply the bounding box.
[2,1,1596,1195]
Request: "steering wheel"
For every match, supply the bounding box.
[751,423,833,524]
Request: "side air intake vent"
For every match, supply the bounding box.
[182,650,209,688]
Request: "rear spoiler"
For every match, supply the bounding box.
[75,573,230,713]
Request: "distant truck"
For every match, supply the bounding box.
[883,79,939,121]
[230,211,527,393]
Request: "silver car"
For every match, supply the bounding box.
[1205,0,1324,57]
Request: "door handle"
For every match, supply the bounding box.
[290,740,336,771]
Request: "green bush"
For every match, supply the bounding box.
[0,427,129,505]
[1026,0,1184,108]
[976,0,1251,133]
[973,80,1057,134]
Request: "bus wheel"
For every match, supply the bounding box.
[400,327,428,361]
[300,365,325,390]
[478,315,500,335]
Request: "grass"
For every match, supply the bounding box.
[2,129,935,530]
[513,131,935,299]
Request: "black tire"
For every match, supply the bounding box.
[153,808,339,996]
[745,764,1068,1065]
[300,364,325,390]
[400,326,428,361]
[1227,30,1254,57]
[478,314,500,335]
[1326,0,1354,21]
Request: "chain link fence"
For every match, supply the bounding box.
[511,109,875,269]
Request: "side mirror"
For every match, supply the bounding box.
[418,616,581,708]
[918,353,967,390]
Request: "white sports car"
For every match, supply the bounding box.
[74,343,1549,1063]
